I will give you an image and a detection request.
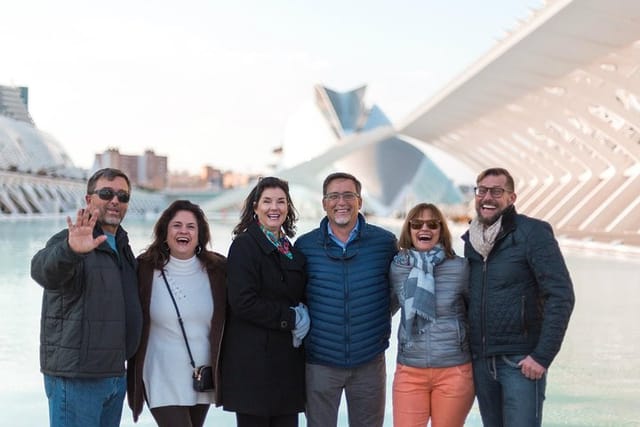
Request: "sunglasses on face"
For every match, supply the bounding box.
[90,187,130,203]
[409,219,441,230]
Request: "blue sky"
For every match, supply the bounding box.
[1,0,542,174]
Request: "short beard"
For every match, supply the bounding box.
[102,216,122,226]
[333,215,352,226]
[99,208,122,227]
[476,207,501,226]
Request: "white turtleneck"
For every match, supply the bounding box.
[143,255,214,408]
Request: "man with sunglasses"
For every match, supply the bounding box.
[294,172,398,427]
[462,167,575,427]
[31,168,143,427]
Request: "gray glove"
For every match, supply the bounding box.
[290,302,310,347]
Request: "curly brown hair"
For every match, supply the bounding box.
[138,199,221,269]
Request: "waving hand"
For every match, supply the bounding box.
[67,208,107,254]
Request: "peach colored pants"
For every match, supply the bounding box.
[392,362,475,427]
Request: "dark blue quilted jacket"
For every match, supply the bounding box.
[462,206,575,368]
[294,214,397,368]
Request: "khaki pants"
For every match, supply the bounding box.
[392,362,475,427]
[305,354,386,427]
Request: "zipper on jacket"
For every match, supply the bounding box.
[343,257,351,365]
[481,261,488,355]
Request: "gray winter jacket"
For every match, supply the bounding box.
[391,256,471,368]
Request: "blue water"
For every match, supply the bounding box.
[1,216,639,426]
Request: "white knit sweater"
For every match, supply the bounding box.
[143,255,215,408]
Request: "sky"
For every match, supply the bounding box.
[1,0,543,175]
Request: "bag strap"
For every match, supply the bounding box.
[160,270,196,370]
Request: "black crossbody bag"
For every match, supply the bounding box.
[160,270,214,392]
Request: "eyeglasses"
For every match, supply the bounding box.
[324,192,360,202]
[474,186,508,198]
[409,219,441,230]
[90,187,130,203]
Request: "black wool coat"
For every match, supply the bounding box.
[221,222,307,416]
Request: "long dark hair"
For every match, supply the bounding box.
[398,202,455,259]
[233,177,299,238]
[139,200,219,269]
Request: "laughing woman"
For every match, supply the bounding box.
[127,200,226,427]
[390,203,474,427]
[221,177,308,427]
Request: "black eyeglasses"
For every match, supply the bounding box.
[323,192,360,202]
[409,219,440,230]
[474,186,508,198]
[90,187,130,203]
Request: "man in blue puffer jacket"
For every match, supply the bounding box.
[295,172,397,427]
[462,167,575,427]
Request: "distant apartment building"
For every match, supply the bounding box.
[222,171,252,189]
[94,148,168,190]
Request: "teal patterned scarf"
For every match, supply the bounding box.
[259,222,293,259]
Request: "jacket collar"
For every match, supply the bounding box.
[92,222,129,248]
[462,205,517,244]
[316,213,367,260]
[317,213,366,241]
[247,221,279,255]
[496,205,517,241]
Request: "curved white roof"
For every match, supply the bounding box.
[397,0,640,246]
[0,115,77,173]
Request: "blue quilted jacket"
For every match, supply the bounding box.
[294,214,397,368]
[462,206,575,368]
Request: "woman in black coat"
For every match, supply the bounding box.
[221,177,308,427]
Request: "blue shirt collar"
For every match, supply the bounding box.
[326,219,360,249]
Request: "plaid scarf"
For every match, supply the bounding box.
[391,245,445,323]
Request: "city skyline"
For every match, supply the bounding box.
[1,0,542,175]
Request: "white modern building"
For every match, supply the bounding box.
[279,84,464,216]
[398,0,640,246]
[0,85,164,216]
[210,0,640,246]
[3,0,639,246]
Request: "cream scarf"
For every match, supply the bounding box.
[469,216,502,260]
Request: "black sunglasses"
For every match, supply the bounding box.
[409,219,440,230]
[90,187,130,203]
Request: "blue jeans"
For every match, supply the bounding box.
[44,374,126,427]
[472,355,546,427]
